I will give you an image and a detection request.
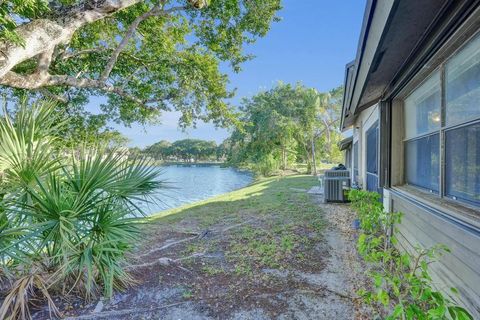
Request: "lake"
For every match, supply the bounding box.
[144,164,253,214]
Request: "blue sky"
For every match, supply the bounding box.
[98,0,366,147]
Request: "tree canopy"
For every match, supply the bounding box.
[143,138,218,162]
[226,83,343,175]
[0,0,281,128]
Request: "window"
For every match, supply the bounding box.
[366,122,378,175]
[345,148,352,169]
[405,134,439,192]
[366,122,379,192]
[404,72,441,139]
[403,33,480,208]
[445,123,480,205]
[404,72,441,192]
[446,33,480,126]
[353,141,359,182]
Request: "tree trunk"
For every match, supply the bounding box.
[281,147,287,171]
[0,0,142,80]
[311,137,317,176]
[302,143,312,174]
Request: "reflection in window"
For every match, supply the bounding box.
[366,122,379,192]
[405,134,439,192]
[353,141,359,182]
[446,33,480,126]
[404,72,441,139]
[445,123,480,205]
[366,122,378,175]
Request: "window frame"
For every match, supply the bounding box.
[401,31,480,209]
[353,141,359,184]
[403,69,442,194]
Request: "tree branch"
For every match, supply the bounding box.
[36,49,54,76]
[59,47,109,60]
[38,89,68,104]
[0,71,166,108]
[99,4,186,82]
[99,9,158,82]
[0,0,142,80]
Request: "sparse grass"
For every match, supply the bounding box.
[201,265,225,276]
[149,175,324,277]
[182,290,193,299]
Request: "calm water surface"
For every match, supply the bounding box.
[144,165,253,214]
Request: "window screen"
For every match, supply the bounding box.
[353,141,359,180]
[366,123,378,175]
[404,72,441,139]
[405,134,440,192]
[445,123,480,205]
[446,33,480,126]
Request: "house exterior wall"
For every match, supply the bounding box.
[351,104,379,189]
[355,98,480,317]
[385,29,480,316]
[389,189,480,316]
[342,1,480,317]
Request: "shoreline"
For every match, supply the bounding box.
[146,175,259,221]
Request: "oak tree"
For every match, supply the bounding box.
[0,0,281,126]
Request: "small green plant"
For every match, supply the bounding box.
[182,290,194,299]
[202,265,224,276]
[349,189,473,320]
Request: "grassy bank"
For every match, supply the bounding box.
[142,175,323,277]
[148,174,320,227]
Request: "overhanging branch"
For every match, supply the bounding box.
[99,4,187,82]
[0,71,166,108]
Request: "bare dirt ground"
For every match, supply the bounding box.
[33,176,372,320]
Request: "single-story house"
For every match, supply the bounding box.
[341,0,480,316]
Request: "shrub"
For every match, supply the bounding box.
[348,189,473,320]
[254,154,279,177]
[0,101,163,318]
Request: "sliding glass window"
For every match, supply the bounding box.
[444,33,480,205]
[403,32,480,207]
[404,72,441,192]
[353,141,359,183]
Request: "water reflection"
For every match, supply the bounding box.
[143,165,253,214]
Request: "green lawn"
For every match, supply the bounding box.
[148,175,320,225]
[145,175,324,275]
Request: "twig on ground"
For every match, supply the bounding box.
[64,301,190,319]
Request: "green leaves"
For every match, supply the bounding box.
[226,83,344,174]
[349,190,474,319]
[0,0,49,45]
[0,100,165,317]
[1,0,282,130]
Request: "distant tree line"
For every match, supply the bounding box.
[138,83,343,173]
[141,139,227,162]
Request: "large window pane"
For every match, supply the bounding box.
[353,141,359,180]
[405,134,439,192]
[404,72,441,139]
[366,122,378,175]
[446,34,480,126]
[445,123,480,205]
[366,122,379,193]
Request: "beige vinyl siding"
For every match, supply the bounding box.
[391,192,480,318]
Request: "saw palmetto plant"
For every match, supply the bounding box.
[0,100,163,319]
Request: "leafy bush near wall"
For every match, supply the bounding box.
[348,189,473,320]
